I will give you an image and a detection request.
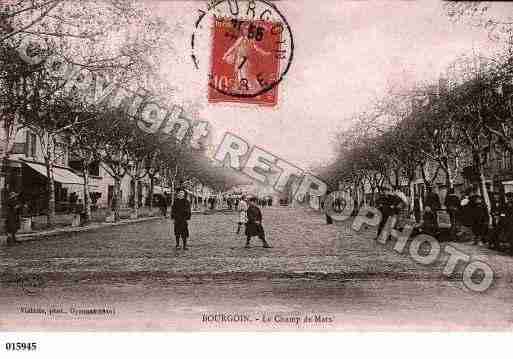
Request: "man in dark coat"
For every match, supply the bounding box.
[444,189,460,238]
[171,189,192,250]
[489,193,513,250]
[245,197,271,248]
[469,195,489,245]
[5,192,22,245]
[420,205,438,237]
[424,187,441,211]
[413,197,421,223]
[376,192,398,239]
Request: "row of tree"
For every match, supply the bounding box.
[0,0,243,226]
[318,49,513,216]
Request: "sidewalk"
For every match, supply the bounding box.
[1,207,241,245]
[0,215,166,244]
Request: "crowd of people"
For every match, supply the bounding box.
[167,193,273,212]
[382,187,513,254]
[322,186,513,254]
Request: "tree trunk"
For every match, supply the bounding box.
[353,180,359,213]
[0,157,7,218]
[409,180,415,218]
[133,177,139,218]
[0,119,15,217]
[171,178,175,208]
[370,186,376,206]
[113,177,121,222]
[171,164,178,207]
[46,160,56,227]
[82,160,91,223]
[442,156,454,192]
[445,170,454,191]
[421,164,430,189]
[149,176,154,209]
[477,154,491,217]
[43,133,56,227]
[419,186,424,213]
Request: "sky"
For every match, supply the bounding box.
[147,0,505,170]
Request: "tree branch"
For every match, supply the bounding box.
[0,0,62,43]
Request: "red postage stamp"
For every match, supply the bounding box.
[208,18,283,106]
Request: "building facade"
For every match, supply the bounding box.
[1,125,162,216]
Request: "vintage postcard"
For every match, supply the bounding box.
[1,0,513,343]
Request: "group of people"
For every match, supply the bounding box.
[446,190,513,251]
[320,185,513,253]
[219,195,272,211]
[170,190,271,250]
[378,186,513,252]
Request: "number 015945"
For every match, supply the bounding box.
[5,342,38,351]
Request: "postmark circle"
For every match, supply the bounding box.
[191,0,294,99]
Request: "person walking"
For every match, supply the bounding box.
[245,197,271,248]
[5,192,22,246]
[236,195,248,235]
[171,189,192,250]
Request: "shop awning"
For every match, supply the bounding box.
[25,162,83,185]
